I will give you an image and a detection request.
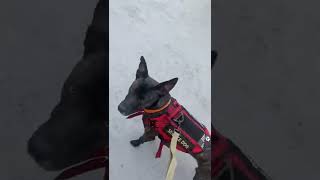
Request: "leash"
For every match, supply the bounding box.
[165,112,184,180]
[165,130,179,180]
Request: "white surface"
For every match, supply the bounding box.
[109,0,211,179]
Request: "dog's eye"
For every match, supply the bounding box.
[69,86,77,95]
[136,91,145,99]
[136,87,147,98]
[129,85,137,93]
[66,84,84,96]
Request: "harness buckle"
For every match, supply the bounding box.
[173,112,184,133]
[173,112,184,125]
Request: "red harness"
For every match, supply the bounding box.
[128,98,211,158]
[211,128,269,180]
[54,148,107,180]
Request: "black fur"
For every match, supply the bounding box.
[27,0,107,171]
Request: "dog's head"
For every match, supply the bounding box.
[118,56,178,116]
[27,0,107,171]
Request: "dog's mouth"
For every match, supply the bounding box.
[118,106,144,117]
[119,111,130,116]
[125,111,144,119]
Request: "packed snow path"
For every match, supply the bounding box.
[109,0,211,179]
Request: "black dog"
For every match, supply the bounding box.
[118,57,211,180]
[27,0,107,178]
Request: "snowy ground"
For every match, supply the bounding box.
[109,0,211,179]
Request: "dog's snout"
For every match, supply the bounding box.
[118,104,126,114]
[28,134,58,170]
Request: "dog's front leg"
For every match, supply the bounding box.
[130,127,157,147]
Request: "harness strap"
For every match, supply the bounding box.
[54,157,107,180]
[165,131,179,180]
[144,99,171,114]
[54,148,108,180]
[156,141,164,158]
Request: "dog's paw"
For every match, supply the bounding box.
[130,139,141,147]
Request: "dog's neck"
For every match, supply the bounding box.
[144,77,172,110]
[146,94,171,110]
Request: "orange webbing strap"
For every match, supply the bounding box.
[165,130,179,180]
[144,99,171,114]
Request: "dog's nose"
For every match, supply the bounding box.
[28,135,58,170]
[118,104,126,114]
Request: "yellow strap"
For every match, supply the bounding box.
[165,131,179,180]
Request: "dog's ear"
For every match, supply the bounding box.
[136,56,148,79]
[153,78,178,95]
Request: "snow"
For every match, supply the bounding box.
[109,0,211,179]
